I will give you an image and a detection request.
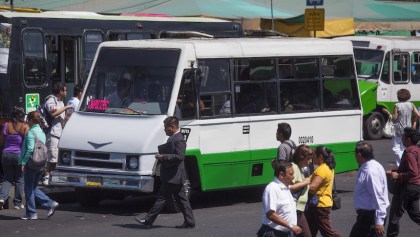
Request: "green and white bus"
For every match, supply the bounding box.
[335,36,420,139]
[0,11,242,124]
[50,37,362,206]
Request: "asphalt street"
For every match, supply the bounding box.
[0,139,419,237]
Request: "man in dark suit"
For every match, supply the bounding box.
[134,116,195,229]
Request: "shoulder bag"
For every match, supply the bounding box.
[383,116,395,138]
[332,179,341,210]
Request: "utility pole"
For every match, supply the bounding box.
[271,0,274,31]
[5,0,14,12]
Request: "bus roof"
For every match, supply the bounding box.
[98,37,354,58]
[336,36,420,50]
[0,11,229,23]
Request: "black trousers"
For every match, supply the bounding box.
[349,209,377,237]
[387,184,420,237]
[256,224,290,237]
[144,181,195,225]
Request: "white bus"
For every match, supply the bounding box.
[335,36,420,139]
[50,37,362,206]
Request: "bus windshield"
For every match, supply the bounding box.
[80,47,180,115]
[353,48,384,80]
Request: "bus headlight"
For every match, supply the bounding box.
[126,156,139,170]
[60,150,71,165]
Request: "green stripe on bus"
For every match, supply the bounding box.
[186,141,358,191]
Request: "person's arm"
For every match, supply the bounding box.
[46,97,73,118]
[266,210,302,235]
[309,175,324,193]
[392,105,399,121]
[392,152,418,182]
[412,104,419,128]
[161,139,186,162]
[20,124,30,137]
[367,172,388,234]
[18,131,35,166]
[0,130,4,146]
[289,178,310,192]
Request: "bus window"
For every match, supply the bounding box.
[22,29,46,87]
[353,48,383,80]
[393,53,409,83]
[64,38,75,83]
[177,70,198,120]
[198,59,231,117]
[411,52,420,84]
[107,32,155,41]
[280,58,320,112]
[82,31,104,84]
[321,56,359,110]
[234,59,276,114]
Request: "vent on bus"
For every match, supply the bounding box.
[244,30,287,37]
[74,160,123,170]
[158,31,214,39]
[75,151,110,160]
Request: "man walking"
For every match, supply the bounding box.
[257,162,302,237]
[134,116,195,228]
[350,141,389,237]
[272,123,296,169]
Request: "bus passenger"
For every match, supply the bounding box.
[107,73,132,108]
[382,89,420,166]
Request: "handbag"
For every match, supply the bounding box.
[332,180,341,210]
[308,193,319,207]
[383,116,395,138]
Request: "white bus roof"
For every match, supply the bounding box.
[0,11,229,23]
[98,38,354,58]
[336,36,420,50]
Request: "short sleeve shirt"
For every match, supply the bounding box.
[261,177,297,232]
[45,95,65,137]
[277,140,296,162]
[312,163,333,207]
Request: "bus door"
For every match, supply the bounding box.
[410,52,420,103]
[21,28,48,113]
[390,50,410,102]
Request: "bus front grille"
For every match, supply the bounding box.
[74,159,123,170]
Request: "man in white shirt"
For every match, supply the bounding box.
[257,162,302,237]
[66,84,83,114]
[350,141,389,237]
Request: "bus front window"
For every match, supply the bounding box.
[353,48,384,80]
[80,48,180,115]
[22,29,47,86]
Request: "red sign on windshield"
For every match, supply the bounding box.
[87,99,109,111]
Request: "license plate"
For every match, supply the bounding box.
[86,176,102,186]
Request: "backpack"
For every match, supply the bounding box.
[36,95,56,134]
[281,140,297,162]
[27,131,48,171]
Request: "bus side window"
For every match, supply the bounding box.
[393,53,409,83]
[22,29,46,86]
[177,72,197,120]
[411,53,420,84]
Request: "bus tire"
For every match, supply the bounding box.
[76,189,102,207]
[364,112,385,140]
[165,180,192,213]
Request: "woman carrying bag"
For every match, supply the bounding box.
[306,146,341,237]
[18,111,59,220]
[0,107,29,210]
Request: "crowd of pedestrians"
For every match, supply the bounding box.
[0,82,76,219]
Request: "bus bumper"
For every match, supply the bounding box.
[49,171,154,193]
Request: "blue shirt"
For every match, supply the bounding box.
[18,124,46,166]
[354,159,389,225]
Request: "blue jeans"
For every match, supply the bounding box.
[0,152,24,206]
[23,166,54,215]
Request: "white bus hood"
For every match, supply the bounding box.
[59,112,167,154]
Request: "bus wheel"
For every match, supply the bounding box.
[364,112,385,140]
[76,189,102,207]
[165,180,192,213]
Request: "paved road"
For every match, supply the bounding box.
[0,139,419,236]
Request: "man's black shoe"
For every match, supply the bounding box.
[175,222,195,229]
[134,217,152,229]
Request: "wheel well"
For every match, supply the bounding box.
[185,155,201,191]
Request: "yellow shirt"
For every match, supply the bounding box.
[312,163,334,207]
